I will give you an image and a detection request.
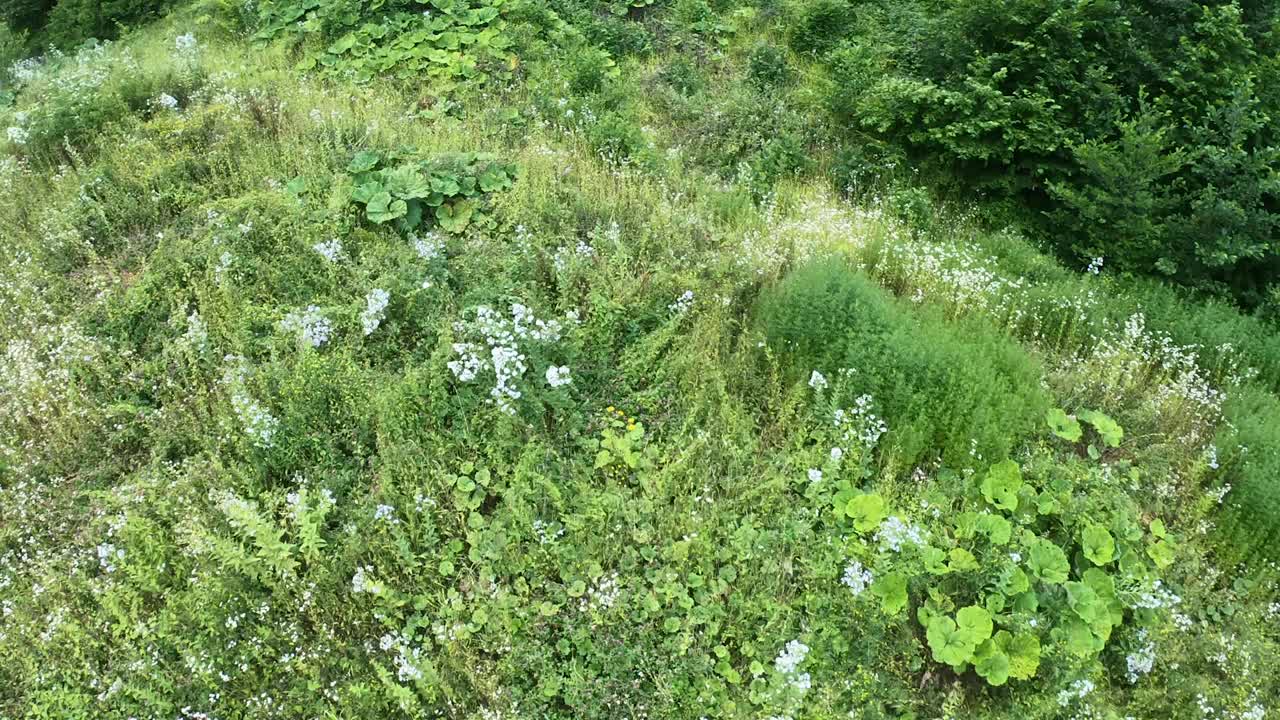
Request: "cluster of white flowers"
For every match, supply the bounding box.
[668,290,695,314]
[414,233,444,261]
[579,573,622,613]
[373,504,398,525]
[876,516,927,553]
[360,289,390,336]
[279,306,332,348]
[832,395,889,452]
[377,634,425,683]
[1132,579,1182,611]
[222,359,278,448]
[808,370,828,391]
[313,238,343,263]
[774,639,811,691]
[1126,630,1156,683]
[286,486,334,523]
[553,240,595,272]
[215,251,233,283]
[9,57,43,85]
[1086,256,1105,275]
[174,33,198,57]
[545,365,572,388]
[157,93,179,110]
[841,561,873,596]
[1057,678,1095,706]
[1240,705,1266,720]
[447,303,576,414]
[806,468,823,484]
[6,125,29,146]
[351,566,384,596]
[96,542,124,573]
[532,519,564,545]
[184,309,208,351]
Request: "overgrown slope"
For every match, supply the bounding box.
[1,2,1278,719]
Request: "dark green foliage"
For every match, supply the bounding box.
[787,0,853,56]
[254,0,512,89]
[346,150,518,235]
[757,260,1049,466]
[747,42,790,89]
[812,0,1280,307]
[756,260,896,370]
[2,0,175,49]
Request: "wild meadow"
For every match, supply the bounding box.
[1,1,1279,718]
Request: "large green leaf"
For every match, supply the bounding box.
[436,199,476,233]
[1064,581,1103,624]
[974,638,1010,686]
[980,459,1022,511]
[846,493,887,533]
[871,572,908,615]
[1078,409,1123,447]
[1005,632,1041,680]
[1081,523,1116,565]
[1026,538,1070,584]
[926,616,971,667]
[1047,408,1082,442]
[366,191,407,223]
[956,605,993,644]
[976,514,1012,545]
[348,151,382,173]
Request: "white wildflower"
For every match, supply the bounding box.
[545,365,572,388]
[841,561,873,596]
[668,290,694,314]
[808,370,828,391]
[313,238,343,263]
[279,306,332,348]
[361,289,390,336]
[875,516,927,553]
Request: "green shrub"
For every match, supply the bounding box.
[253,0,513,89]
[1215,385,1280,565]
[787,0,853,56]
[758,260,1048,467]
[747,42,790,89]
[814,0,1280,307]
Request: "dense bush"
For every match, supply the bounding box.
[810,0,1280,307]
[1,0,176,49]
[1215,386,1280,566]
[757,260,1048,467]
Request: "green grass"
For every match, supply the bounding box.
[1,2,1278,719]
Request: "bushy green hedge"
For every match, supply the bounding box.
[757,259,1049,467]
[805,0,1280,308]
[2,0,177,49]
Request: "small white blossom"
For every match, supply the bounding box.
[158,93,179,110]
[313,238,343,263]
[808,370,828,391]
[668,290,694,314]
[279,306,332,348]
[1058,678,1095,706]
[545,365,572,388]
[841,561,873,596]
[361,289,390,336]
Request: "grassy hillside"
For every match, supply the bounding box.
[1,1,1279,718]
